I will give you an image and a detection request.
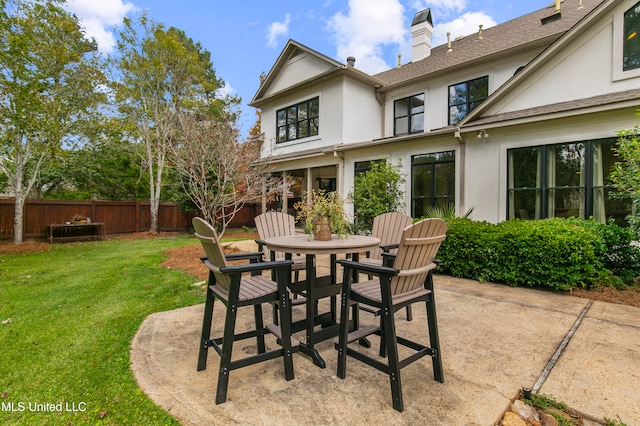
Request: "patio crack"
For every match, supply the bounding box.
[531,299,593,392]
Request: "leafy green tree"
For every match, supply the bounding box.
[111,15,236,232]
[0,0,106,243]
[44,141,148,201]
[610,118,640,231]
[349,159,406,233]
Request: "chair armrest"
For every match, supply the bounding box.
[200,252,264,263]
[224,252,263,262]
[380,243,399,253]
[219,259,293,275]
[337,259,398,277]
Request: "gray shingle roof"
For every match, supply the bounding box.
[374,0,603,88]
[466,88,640,127]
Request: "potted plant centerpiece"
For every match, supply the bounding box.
[71,214,87,224]
[294,189,351,241]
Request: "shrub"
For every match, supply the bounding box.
[438,218,609,290]
[349,159,405,233]
[566,217,640,285]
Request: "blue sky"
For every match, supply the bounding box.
[65,0,557,138]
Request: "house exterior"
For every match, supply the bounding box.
[249,0,639,226]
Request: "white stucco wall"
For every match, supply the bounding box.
[489,1,640,116]
[380,50,544,137]
[266,51,334,96]
[342,77,383,142]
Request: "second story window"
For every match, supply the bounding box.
[276,97,319,143]
[394,94,424,136]
[624,1,640,71]
[448,76,488,125]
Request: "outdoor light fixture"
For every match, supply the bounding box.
[476,130,489,139]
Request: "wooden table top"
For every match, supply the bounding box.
[264,234,380,255]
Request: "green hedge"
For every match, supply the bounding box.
[436,218,640,291]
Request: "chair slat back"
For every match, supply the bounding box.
[255,212,296,261]
[192,217,231,291]
[369,212,413,260]
[390,218,447,296]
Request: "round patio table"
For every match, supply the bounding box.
[264,234,380,368]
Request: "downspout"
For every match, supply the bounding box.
[282,171,288,214]
[454,128,466,216]
[375,90,385,137]
[333,149,344,197]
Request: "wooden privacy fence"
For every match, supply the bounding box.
[0,200,260,241]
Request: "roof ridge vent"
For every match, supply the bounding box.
[542,0,562,24]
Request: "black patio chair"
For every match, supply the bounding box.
[335,218,447,412]
[193,217,298,404]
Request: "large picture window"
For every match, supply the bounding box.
[411,151,455,217]
[394,94,424,135]
[276,97,319,143]
[624,1,640,71]
[448,76,488,125]
[508,139,631,225]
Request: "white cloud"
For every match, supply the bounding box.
[64,0,137,52]
[410,0,467,18]
[267,14,291,48]
[216,82,237,99]
[327,0,406,74]
[433,11,496,46]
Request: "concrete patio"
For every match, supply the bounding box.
[131,241,640,425]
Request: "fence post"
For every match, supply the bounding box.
[135,202,140,232]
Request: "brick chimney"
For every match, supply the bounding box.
[411,8,433,62]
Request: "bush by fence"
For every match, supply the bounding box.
[437,217,640,290]
[0,199,260,241]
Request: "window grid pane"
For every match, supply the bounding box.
[395,93,424,136]
[448,76,488,125]
[507,139,632,224]
[624,2,640,71]
[275,97,319,143]
[411,150,455,217]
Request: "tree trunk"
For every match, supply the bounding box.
[149,202,158,233]
[148,164,162,234]
[12,147,25,244]
[13,192,24,244]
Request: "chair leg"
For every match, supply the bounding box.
[254,304,266,354]
[425,273,444,383]
[215,300,239,405]
[336,275,352,379]
[197,284,215,371]
[378,315,386,358]
[277,279,295,381]
[405,305,413,321]
[381,303,404,412]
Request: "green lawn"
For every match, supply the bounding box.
[0,236,204,425]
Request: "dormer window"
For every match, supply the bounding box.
[623,1,640,71]
[276,97,319,143]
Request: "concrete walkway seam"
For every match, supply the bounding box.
[532,299,593,393]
